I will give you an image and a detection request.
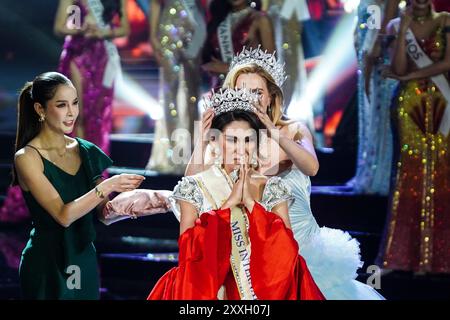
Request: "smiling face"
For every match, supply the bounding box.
[235,72,271,114]
[35,84,79,134]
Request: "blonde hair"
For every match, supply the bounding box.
[223,64,293,127]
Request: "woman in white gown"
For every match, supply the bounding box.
[186,47,385,300]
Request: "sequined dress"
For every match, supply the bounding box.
[348,0,398,195]
[377,26,450,273]
[58,0,117,155]
[266,0,314,131]
[147,0,204,174]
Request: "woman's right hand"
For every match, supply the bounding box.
[221,164,244,209]
[201,108,214,141]
[399,8,413,34]
[103,174,145,194]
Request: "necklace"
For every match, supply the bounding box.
[413,11,433,25]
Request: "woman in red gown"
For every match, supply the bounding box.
[147,88,324,300]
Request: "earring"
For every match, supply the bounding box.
[38,114,45,122]
[213,147,222,167]
[250,152,258,169]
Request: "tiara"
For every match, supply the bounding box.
[205,88,258,116]
[229,46,287,87]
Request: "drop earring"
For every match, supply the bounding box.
[213,147,222,167]
[250,152,258,169]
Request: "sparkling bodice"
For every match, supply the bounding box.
[278,168,320,244]
[169,166,293,220]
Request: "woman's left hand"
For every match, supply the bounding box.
[382,67,412,81]
[241,161,255,212]
[85,25,104,39]
[254,100,279,141]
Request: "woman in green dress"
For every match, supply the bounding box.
[13,72,145,299]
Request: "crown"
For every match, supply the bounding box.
[229,46,287,87]
[205,88,258,116]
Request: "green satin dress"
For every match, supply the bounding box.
[19,138,112,299]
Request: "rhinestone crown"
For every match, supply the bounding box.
[206,88,258,116]
[229,46,287,87]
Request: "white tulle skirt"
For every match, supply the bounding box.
[299,227,385,300]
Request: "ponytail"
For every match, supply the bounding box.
[12,72,72,185]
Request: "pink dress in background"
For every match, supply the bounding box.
[0,0,117,223]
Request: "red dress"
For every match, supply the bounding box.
[433,0,450,12]
[148,202,325,300]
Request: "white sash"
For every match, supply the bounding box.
[86,0,122,88]
[197,166,257,300]
[280,0,311,22]
[181,0,206,60]
[217,7,252,63]
[393,19,450,136]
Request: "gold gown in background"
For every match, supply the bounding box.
[379,27,450,273]
[147,0,205,174]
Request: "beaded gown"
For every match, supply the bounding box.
[348,0,398,195]
[146,0,205,174]
[377,24,450,273]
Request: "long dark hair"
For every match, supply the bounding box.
[210,110,266,152]
[12,72,72,185]
[101,0,123,24]
[202,0,262,62]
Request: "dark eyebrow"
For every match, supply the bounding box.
[56,100,68,103]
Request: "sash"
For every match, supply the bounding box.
[86,0,122,88]
[217,7,252,63]
[195,166,257,300]
[393,19,450,136]
[280,0,311,22]
[181,0,206,60]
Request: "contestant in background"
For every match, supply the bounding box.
[377,0,450,274]
[347,0,400,195]
[146,0,206,174]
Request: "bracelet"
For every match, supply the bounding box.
[95,186,105,199]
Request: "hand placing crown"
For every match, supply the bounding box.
[205,87,259,116]
[229,46,287,87]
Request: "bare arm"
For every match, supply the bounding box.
[391,12,413,76]
[270,201,291,229]
[54,0,84,37]
[105,0,130,38]
[258,15,276,54]
[402,15,450,80]
[92,0,130,39]
[15,148,144,228]
[179,201,198,235]
[382,0,402,34]
[277,122,319,176]
[148,0,164,65]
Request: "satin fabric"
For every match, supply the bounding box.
[147,202,325,300]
